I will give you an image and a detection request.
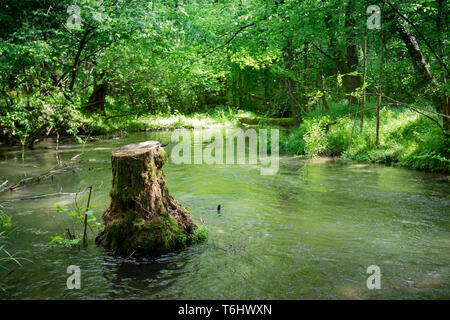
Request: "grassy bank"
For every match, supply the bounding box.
[81,107,249,134]
[79,102,449,173]
[279,101,450,172]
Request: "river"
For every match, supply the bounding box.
[0,130,448,299]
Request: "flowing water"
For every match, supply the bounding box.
[0,130,449,299]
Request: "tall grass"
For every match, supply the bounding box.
[0,206,28,274]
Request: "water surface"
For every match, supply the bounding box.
[0,131,449,299]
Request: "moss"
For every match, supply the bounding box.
[101,210,197,255]
[188,226,208,245]
[155,148,168,168]
[98,143,207,255]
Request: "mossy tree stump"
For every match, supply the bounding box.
[96,141,205,255]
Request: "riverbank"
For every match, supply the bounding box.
[4,103,447,173]
[278,102,450,173]
[80,106,263,135]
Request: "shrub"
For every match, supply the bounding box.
[279,103,450,172]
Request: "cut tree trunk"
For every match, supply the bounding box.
[96,141,205,255]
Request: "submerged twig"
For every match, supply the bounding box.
[3,163,81,193]
[2,191,88,202]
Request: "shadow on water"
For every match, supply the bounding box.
[100,250,192,299]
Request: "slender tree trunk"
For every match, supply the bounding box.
[343,0,361,107]
[323,0,361,105]
[393,15,450,135]
[441,72,450,135]
[263,67,270,108]
[302,44,309,109]
[283,37,300,125]
[317,70,329,111]
[69,27,92,91]
[436,0,444,58]
[376,27,384,147]
[360,37,367,130]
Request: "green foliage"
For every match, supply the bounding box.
[0,230,22,271]
[280,104,450,172]
[0,206,29,273]
[50,203,100,248]
[190,226,208,245]
[0,0,448,175]
[280,125,306,155]
[0,206,11,230]
[303,117,330,157]
[49,236,81,248]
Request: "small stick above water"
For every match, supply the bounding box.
[83,185,93,245]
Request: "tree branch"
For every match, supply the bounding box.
[203,22,256,57]
[384,0,449,74]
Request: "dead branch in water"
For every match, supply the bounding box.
[0,180,8,189]
[1,164,82,193]
[1,191,88,202]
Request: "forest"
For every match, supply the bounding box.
[0,0,449,301]
[0,0,448,170]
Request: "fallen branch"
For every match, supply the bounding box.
[365,92,447,133]
[4,164,82,193]
[2,192,86,202]
[325,94,447,134]
[0,180,8,189]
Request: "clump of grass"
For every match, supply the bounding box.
[0,206,29,273]
[0,206,11,230]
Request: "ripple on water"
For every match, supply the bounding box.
[0,133,449,299]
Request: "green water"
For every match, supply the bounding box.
[0,131,449,299]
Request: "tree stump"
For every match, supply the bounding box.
[96,141,206,255]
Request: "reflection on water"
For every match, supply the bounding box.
[0,131,449,299]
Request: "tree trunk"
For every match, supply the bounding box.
[376,27,384,147]
[393,15,450,135]
[323,0,361,106]
[302,44,309,108]
[317,70,329,111]
[283,37,300,125]
[86,71,107,115]
[343,0,360,106]
[360,37,367,130]
[96,141,205,255]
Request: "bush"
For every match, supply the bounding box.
[0,206,11,230]
[304,121,328,157]
[279,103,450,172]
